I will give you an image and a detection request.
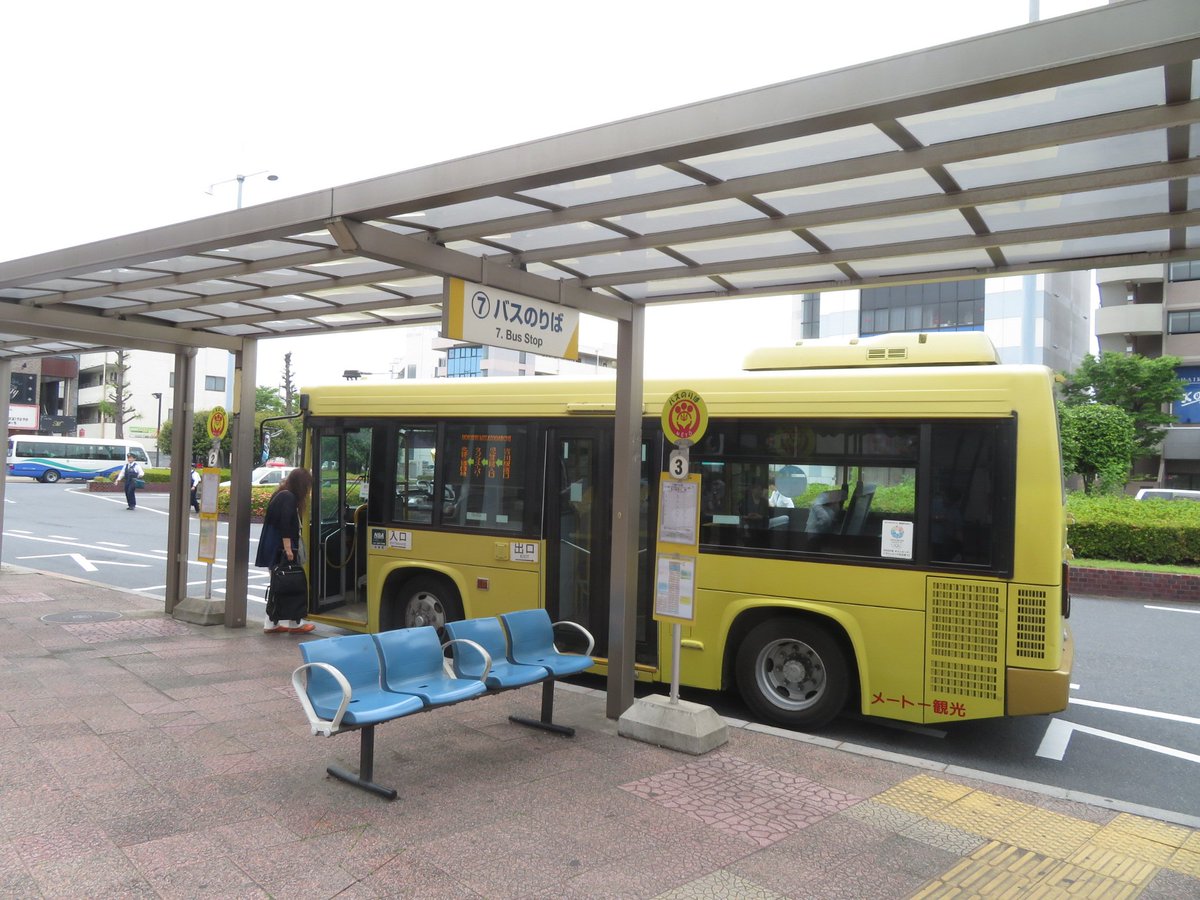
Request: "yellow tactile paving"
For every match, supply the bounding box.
[874,774,974,816]
[1101,812,1192,848]
[1167,846,1200,878]
[1184,831,1200,854]
[1066,843,1159,885]
[929,790,1037,839]
[995,806,1101,860]
[1026,862,1143,899]
[1087,827,1178,867]
[913,841,1058,897]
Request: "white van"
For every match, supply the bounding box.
[1134,488,1200,502]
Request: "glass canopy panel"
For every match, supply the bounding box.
[722,264,846,290]
[143,309,214,324]
[0,288,53,301]
[810,209,973,252]
[852,249,994,278]
[761,170,942,216]
[224,270,322,289]
[406,197,545,229]
[172,281,249,297]
[303,257,402,277]
[673,231,814,265]
[946,132,1165,190]
[606,198,767,236]
[484,220,626,252]
[69,297,140,311]
[619,275,725,301]
[1003,231,1170,265]
[376,275,443,295]
[204,240,315,263]
[88,267,164,284]
[519,165,700,207]
[524,262,572,280]
[140,255,239,274]
[111,287,198,303]
[254,295,330,312]
[682,125,897,180]
[25,278,110,293]
[375,304,442,321]
[978,183,1168,232]
[310,286,393,306]
[367,219,430,237]
[444,239,510,257]
[899,68,1164,145]
[190,302,272,319]
[560,248,686,278]
[312,311,386,325]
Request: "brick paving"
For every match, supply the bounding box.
[1,564,1198,898]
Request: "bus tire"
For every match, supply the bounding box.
[41,470,61,484]
[735,617,848,729]
[397,574,463,632]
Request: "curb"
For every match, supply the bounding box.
[1070,565,1200,603]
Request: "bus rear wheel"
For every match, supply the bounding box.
[398,575,462,631]
[41,470,61,484]
[735,617,848,729]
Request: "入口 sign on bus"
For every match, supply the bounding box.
[443,278,580,361]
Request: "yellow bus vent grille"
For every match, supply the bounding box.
[1014,588,1048,659]
[928,579,1002,700]
[866,347,909,361]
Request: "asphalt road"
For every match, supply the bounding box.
[4,477,1198,823]
[0,478,271,610]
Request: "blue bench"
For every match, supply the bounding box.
[291,610,594,800]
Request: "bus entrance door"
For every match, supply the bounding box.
[311,426,372,620]
[546,431,610,656]
[545,428,660,669]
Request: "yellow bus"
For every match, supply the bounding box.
[298,332,1072,729]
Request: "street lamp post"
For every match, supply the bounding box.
[151,392,162,467]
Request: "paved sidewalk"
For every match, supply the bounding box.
[1,566,1198,899]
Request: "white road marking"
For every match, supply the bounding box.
[19,552,98,572]
[96,541,130,548]
[1145,604,1200,615]
[48,534,75,540]
[1037,718,1200,765]
[1069,697,1200,726]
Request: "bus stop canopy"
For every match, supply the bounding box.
[0,0,1196,360]
[0,0,1196,718]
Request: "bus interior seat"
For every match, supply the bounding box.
[840,483,877,535]
[804,490,847,534]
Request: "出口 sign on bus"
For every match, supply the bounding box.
[443,278,580,361]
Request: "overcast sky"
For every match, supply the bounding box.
[2,0,1102,387]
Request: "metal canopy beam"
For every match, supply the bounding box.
[326,217,632,322]
[0,302,243,353]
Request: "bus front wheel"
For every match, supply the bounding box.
[735,617,848,729]
[41,470,61,484]
[398,575,462,631]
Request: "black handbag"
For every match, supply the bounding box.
[266,562,309,622]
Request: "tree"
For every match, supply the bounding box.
[282,352,297,414]
[1059,352,1185,457]
[1059,403,1136,494]
[106,350,138,439]
[256,385,285,413]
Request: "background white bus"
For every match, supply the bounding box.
[5,436,150,483]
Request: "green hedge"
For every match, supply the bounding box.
[1067,493,1200,565]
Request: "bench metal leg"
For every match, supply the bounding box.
[509,678,576,737]
[326,725,398,800]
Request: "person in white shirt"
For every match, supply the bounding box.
[768,478,794,508]
[114,453,145,510]
[190,463,201,513]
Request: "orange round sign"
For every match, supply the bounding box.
[661,389,708,446]
[206,406,229,440]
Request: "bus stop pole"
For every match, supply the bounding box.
[606,305,644,720]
